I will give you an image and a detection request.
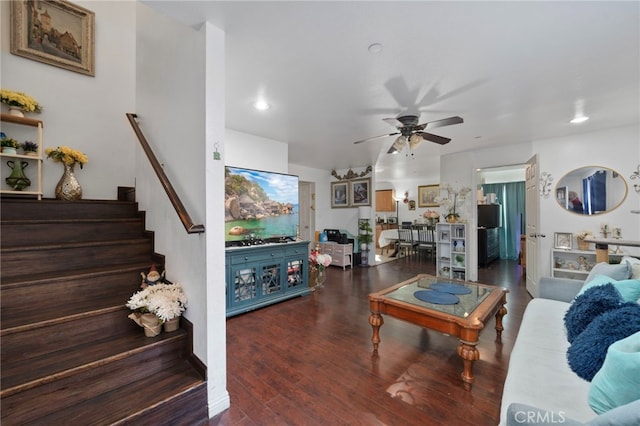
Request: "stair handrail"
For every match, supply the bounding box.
[126,113,205,234]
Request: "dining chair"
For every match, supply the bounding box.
[416,225,436,261]
[397,226,417,257]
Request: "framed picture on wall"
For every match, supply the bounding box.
[350,178,371,207]
[554,232,573,250]
[331,182,349,208]
[418,184,439,207]
[10,0,96,76]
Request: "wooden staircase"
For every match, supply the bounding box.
[0,196,208,425]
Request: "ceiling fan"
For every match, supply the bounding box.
[354,115,463,155]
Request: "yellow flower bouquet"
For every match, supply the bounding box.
[45,146,89,169]
[0,89,42,113]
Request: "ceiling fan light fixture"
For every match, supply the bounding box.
[392,135,406,150]
[408,133,423,149]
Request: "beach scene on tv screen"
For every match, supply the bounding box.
[225,167,299,241]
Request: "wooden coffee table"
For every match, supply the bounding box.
[368,274,508,390]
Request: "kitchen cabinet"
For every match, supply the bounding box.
[375,190,395,212]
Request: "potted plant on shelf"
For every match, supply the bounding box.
[21,141,38,156]
[358,220,374,251]
[435,184,472,223]
[1,137,20,155]
[576,230,594,251]
[0,89,42,117]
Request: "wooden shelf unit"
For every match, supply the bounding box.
[551,248,623,280]
[1,114,43,199]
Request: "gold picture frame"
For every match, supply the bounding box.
[11,0,95,76]
[418,184,439,207]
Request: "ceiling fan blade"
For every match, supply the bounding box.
[415,116,464,131]
[417,132,451,145]
[387,136,406,154]
[353,132,399,144]
[382,117,403,128]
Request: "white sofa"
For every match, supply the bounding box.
[499,258,640,426]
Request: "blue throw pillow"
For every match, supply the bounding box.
[589,331,640,414]
[578,274,640,302]
[567,303,640,381]
[564,284,624,343]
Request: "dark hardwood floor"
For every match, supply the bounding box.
[210,255,531,425]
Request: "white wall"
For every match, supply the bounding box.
[1,1,136,199]
[440,125,640,286]
[535,124,640,275]
[225,129,288,173]
[135,3,228,417]
[204,22,229,416]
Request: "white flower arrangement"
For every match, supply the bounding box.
[126,283,188,322]
[434,184,472,217]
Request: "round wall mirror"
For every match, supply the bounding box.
[555,166,627,215]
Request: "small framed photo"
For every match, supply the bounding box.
[554,232,573,250]
[418,184,439,207]
[556,186,568,209]
[350,178,371,207]
[11,0,95,76]
[331,182,349,208]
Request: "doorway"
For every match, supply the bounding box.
[476,164,527,274]
[299,181,315,242]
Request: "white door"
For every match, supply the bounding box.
[525,154,543,297]
[298,181,314,242]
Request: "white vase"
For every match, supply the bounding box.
[8,106,24,117]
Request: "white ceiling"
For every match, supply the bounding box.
[144,1,640,183]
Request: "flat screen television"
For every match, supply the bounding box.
[478,204,501,228]
[225,166,299,242]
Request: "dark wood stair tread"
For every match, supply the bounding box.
[1,298,134,331]
[4,361,204,426]
[0,263,155,288]
[2,329,187,394]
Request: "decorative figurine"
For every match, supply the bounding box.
[140,264,168,288]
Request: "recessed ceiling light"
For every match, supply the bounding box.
[570,116,589,124]
[253,100,270,111]
[368,43,383,54]
[570,99,588,124]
